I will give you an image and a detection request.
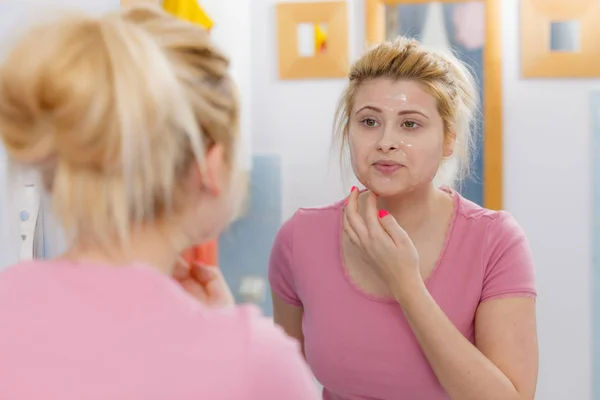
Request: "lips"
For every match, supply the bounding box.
[373,160,404,174]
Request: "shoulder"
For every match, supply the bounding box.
[272,199,345,257]
[0,260,65,290]
[452,193,531,263]
[290,199,345,225]
[278,199,345,238]
[455,193,526,241]
[451,194,536,301]
[269,199,345,304]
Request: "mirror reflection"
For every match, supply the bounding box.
[0,0,588,399]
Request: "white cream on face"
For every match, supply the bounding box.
[385,92,408,102]
[347,79,446,197]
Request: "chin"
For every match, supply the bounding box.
[360,177,423,198]
[369,187,406,198]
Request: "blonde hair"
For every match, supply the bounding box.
[334,37,479,188]
[0,5,239,247]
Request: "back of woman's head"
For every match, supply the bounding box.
[0,5,239,247]
[335,37,478,187]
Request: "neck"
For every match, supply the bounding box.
[60,224,191,275]
[376,185,451,235]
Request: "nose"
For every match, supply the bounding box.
[377,140,398,153]
[377,127,400,153]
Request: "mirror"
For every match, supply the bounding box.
[549,20,581,52]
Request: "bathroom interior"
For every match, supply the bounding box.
[0,0,598,398]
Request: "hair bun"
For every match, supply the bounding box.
[0,5,240,247]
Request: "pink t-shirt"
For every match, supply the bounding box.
[269,191,536,400]
[0,261,319,400]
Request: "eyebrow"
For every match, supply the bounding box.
[355,105,429,119]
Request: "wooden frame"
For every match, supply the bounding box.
[276,1,349,80]
[521,0,600,78]
[366,0,503,210]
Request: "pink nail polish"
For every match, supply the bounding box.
[350,186,357,193]
[378,210,389,218]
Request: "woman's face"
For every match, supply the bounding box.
[348,78,453,197]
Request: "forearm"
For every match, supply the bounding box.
[394,278,523,400]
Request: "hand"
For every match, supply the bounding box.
[343,188,421,296]
[172,260,235,308]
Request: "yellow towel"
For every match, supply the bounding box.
[162,0,213,30]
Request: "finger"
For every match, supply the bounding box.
[190,263,219,284]
[180,279,209,303]
[345,187,369,240]
[172,260,191,281]
[194,265,235,307]
[364,191,383,234]
[378,209,410,246]
[343,208,361,246]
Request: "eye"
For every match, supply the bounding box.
[361,118,379,128]
[402,120,420,130]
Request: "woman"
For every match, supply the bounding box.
[269,38,538,400]
[0,5,318,400]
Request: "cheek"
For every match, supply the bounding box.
[348,145,376,186]
[403,136,445,179]
[348,136,368,165]
[412,141,444,164]
[412,129,445,157]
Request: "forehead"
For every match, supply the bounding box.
[353,79,437,112]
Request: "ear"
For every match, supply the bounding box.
[443,130,456,158]
[204,143,225,196]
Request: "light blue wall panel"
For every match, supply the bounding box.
[219,155,282,316]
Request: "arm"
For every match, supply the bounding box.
[272,291,305,357]
[268,215,307,353]
[393,213,538,400]
[397,281,537,400]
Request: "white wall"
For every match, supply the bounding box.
[201,0,252,172]
[251,0,592,398]
[501,0,591,398]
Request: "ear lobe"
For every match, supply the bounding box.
[204,144,225,196]
[443,131,456,158]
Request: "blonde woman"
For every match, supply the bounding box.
[270,38,538,400]
[0,5,318,400]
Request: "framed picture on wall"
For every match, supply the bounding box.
[276,1,349,80]
[521,0,600,78]
[365,0,503,210]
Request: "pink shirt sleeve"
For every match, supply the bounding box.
[268,215,302,306]
[481,211,537,302]
[247,313,319,399]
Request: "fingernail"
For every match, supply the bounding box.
[350,186,357,193]
[378,210,389,218]
[344,198,348,206]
